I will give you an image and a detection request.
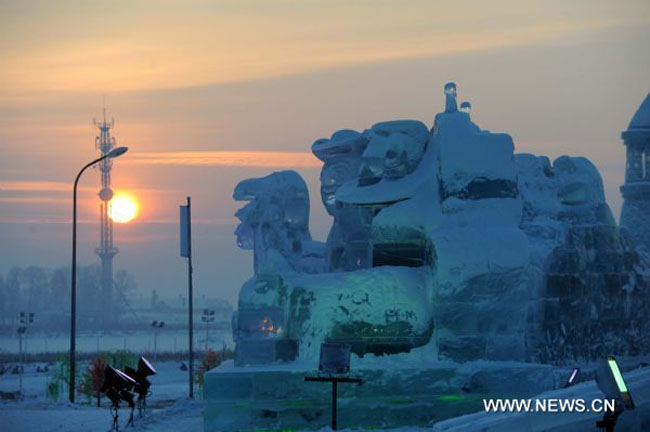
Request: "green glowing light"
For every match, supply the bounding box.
[439,394,467,402]
[608,359,629,393]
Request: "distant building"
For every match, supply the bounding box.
[620,94,650,256]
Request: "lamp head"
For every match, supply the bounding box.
[125,361,154,397]
[107,146,128,158]
[137,357,157,377]
[100,366,136,393]
[564,367,580,388]
[596,357,635,410]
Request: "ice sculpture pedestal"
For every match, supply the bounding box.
[203,360,557,431]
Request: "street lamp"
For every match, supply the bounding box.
[18,311,34,397]
[69,146,128,403]
[151,321,165,362]
[201,309,215,351]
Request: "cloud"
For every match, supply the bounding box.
[0,216,236,225]
[0,181,177,194]
[0,181,92,192]
[5,1,647,94]
[0,196,63,204]
[122,151,321,168]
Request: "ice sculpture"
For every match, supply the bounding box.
[356,120,429,185]
[231,85,650,366]
[444,81,458,112]
[620,94,650,258]
[312,129,367,215]
[233,171,324,275]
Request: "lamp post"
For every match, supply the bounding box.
[17,311,34,397]
[151,320,165,362]
[17,326,26,396]
[201,309,215,351]
[69,146,127,403]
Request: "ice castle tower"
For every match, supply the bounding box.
[620,93,650,256]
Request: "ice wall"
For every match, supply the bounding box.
[429,100,531,362]
[517,154,650,364]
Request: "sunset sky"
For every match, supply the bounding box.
[1,0,649,304]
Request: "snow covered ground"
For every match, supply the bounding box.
[0,398,203,432]
[0,361,203,431]
[2,360,648,431]
[433,366,650,431]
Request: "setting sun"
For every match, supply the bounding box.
[108,193,138,223]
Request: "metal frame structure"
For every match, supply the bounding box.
[95,107,119,327]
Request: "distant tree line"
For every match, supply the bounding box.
[0,265,136,331]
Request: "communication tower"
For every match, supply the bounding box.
[94,105,119,325]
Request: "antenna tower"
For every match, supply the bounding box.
[94,101,118,326]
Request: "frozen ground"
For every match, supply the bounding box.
[0,360,427,431]
[0,361,203,431]
[0,398,203,432]
[433,366,650,431]
[3,360,648,431]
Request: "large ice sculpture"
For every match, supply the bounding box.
[231,85,650,366]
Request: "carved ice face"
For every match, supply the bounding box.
[320,158,360,214]
[313,130,367,215]
[233,171,311,251]
[358,121,429,185]
[235,221,254,249]
[282,195,309,229]
[359,134,409,183]
[234,201,256,249]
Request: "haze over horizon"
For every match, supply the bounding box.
[1,0,649,305]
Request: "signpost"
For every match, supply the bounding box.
[180,197,194,398]
[304,342,362,430]
[303,376,363,430]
